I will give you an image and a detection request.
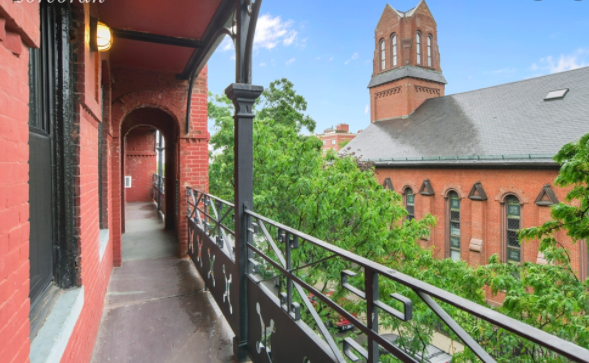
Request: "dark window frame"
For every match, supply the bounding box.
[28,3,78,338]
[404,187,415,221]
[446,191,461,261]
[501,195,523,265]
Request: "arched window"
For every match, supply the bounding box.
[380,39,386,71]
[416,32,421,64]
[391,34,397,67]
[505,196,522,264]
[404,188,415,221]
[427,35,432,67]
[448,191,461,261]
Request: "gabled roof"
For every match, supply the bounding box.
[368,65,447,88]
[347,66,589,166]
[376,1,427,31]
[387,0,425,18]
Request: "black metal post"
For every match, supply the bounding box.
[157,132,164,212]
[226,83,263,361]
[366,270,379,363]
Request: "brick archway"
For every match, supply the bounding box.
[112,104,181,266]
[109,69,209,266]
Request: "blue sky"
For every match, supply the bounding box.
[207,0,589,135]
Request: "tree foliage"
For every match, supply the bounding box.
[208,79,589,362]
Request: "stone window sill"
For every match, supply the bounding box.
[30,287,84,363]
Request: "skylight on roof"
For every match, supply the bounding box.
[544,88,569,100]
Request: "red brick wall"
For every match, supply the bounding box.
[61,4,113,363]
[370,78,445,122]
[178,68,210,255]
[371,1,444,121]
[0,1,39,362]
[124,127,157,203]
[111,65,209,263]
[373,2,441,74]
[375,166,578,303]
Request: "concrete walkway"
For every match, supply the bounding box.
[91,202,237,363]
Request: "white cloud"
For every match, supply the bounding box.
[531,49,589,74]
[329,56,333,61]
[364,105,369,114]
[218,14,298,52]
[283,31,297,46]
[316,56,322,60]
[221,37,234,51]
[345,52,359,65]
[254,14,298,50]
[286,58,296,65]
[260,62,266,67]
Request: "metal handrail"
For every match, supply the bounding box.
[244,208,589,363]
[187,188,235,260]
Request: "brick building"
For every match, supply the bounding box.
[346,0,589,297]
[316,123,360,152]
[124,127,157,203]
[0,1,229,361]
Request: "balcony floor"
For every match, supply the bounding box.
[91,202,237,363]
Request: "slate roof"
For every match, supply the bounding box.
[347,66,589,166]
[368,65,447,89]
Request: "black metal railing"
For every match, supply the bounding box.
[186,187,589,363]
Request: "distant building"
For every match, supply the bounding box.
[316,123,360,152]
[345,0,589,297]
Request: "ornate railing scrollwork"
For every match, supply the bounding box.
[186,187,589,363]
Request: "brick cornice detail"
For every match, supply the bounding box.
[414,85,440,95]
[374,86,402,99]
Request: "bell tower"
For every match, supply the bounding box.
[369,0,447,122]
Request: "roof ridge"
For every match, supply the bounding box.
[387,1,425,18]
[440,65,589,99]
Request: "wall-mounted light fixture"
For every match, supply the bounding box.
[90,17,113,52]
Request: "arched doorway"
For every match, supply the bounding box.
[120,108,179,234]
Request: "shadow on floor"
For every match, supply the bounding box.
[91,202,237,363]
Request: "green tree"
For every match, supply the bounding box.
[473,133,589,360]
[208,79,589,362]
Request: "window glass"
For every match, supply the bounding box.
[449,191,460,261]
[506,196,521,264]
[416,32,421,64]
[427,36,432,67]
[391,34,397,67]
[380,40,386,70]
[405,189,415,221]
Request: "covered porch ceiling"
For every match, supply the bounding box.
[97,0,235,79]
